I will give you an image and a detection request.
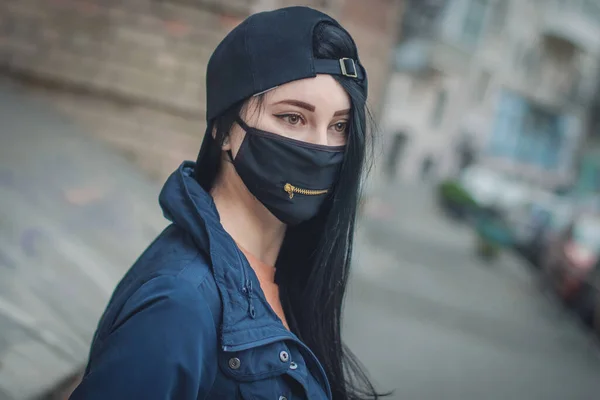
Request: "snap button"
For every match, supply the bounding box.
[279,396,287,400]
[228,357,241,370]
[279,351,289,362]
[290,361,298,370]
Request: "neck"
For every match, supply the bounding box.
[211,164,286,266]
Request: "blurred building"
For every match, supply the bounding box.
[579,69,600,195]
[0,0,403,182]
[381,0,600,191]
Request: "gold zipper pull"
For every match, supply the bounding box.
[284,183,328,199]
[284,183,295,199]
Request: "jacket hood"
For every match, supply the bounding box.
[159,162,290,351]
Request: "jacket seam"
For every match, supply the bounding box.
[222,324,289,336]
[228,365,290,381]
[174,251,212,289]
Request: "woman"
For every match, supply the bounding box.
[70,6,385,400]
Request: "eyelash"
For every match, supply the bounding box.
[275,113,305,126]
[275,113,348,134]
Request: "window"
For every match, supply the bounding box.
[430,89,448,128]
[420,157,435,180]
[490,91,564,169]
[489,0,509,35]
[475,70,491,102]
[488,90,526,158]
[457,134,476,171]
[386,133,408,178]
[401,0,449,39]
[519,105,562,169]
[461,0,489,47]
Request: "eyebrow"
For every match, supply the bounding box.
[274,99,315,111]
[333,109,351,117]
[274,99,350,117]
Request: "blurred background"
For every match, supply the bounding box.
[1,0,600,399]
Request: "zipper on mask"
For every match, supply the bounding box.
[284,183,328,199]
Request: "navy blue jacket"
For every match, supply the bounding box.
[70,162,331,400]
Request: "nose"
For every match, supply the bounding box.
[305,125,329,146]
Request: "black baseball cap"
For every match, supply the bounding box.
[205,6,368,122]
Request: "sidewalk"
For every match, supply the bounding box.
[350,185,591,345]
[344,184,600,399]
[0,80,166,399]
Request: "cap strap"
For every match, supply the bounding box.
[314,58,365,80]
[236,116,250,131]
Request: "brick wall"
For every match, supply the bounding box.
[338,0,403,118]
[1,0,402,182]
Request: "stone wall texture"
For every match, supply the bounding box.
[0,0,403,182]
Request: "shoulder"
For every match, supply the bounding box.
[116,272,220,333]
[120,223,222,326]
[138,224,213,281]
[99,225,222,342]
[74,274,222,399]
[124,223,217,297]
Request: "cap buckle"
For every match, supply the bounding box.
[339,58,358,78]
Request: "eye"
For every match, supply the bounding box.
[332,121,348,133]
[276,113,304,126]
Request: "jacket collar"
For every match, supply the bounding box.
[159,162,292,351]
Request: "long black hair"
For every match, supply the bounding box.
[195,21,386,400]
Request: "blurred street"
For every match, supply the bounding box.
[2,80,600,399]
[4,0,600,399]
[0,81,167,399]
[3,77,600,400]
[345,185,600,399]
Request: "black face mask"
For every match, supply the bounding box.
[229,117,345,226]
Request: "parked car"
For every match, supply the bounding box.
[571,261,600,328]
[541,214,600,304]
[459,165,531,211]
[474,206,514,262]
[509,197,574,267]
[458,165,502,208]
[594,280,600,338]
[436,179,479,221]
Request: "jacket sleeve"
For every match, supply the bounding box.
[69,275,218,400]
